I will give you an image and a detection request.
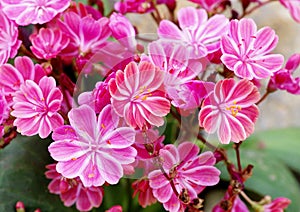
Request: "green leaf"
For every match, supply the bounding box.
[245,128,300,173]
[216,148,300,212]
[0,136,75,212]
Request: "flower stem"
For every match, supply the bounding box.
[256,91,270,105]
[233,141,243,172]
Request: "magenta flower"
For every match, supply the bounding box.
[269,53,300,94]
[212,193,249,212]
[220,18,284,80]
[132,179,157,208]
[0,56,46,103]
[109,61,170,129]
[0,91,9,125]
[199,78,260,144]
[158,7,228,59]
[11,76,64,138]
[58,11,111,58]
[0,10,21,65]
[114,0,155,14]
[148,142,220,212]
[30,28,70,60]
[279,0,300,23]
[1,0,71,26]
[188,0,225,12]
[109,13,137,51]
[48,104,137,187]
[263,197,291,212]
[45,164,104,211]
[105,205,123,212]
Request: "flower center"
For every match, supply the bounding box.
[134,86,152,101]
[226,100,241,117]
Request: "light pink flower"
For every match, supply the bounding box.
[48,104,137,187]
[199,78,260,144]
[0,56,46,103]
[269,53,300,94]
[188,0,226,12]
[109,61,171,129]
[1,0,71,26]
[0,91,9,124]
[45,164,104,211]
[58,11,111,58]
[279,0,300,23]
[158,7,228,59]
[109,13,136,51]
[0,10,21,65]
[11,76,64,138]
[220,18,284,80]
[30,28,70,60]
[263,197,291,212]
[148,142,220,212]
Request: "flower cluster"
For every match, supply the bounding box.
[0,0,297,211]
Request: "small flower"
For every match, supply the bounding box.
[158,7,228,59]
[269,53,300,94]
[132,179,157,208]
[188,0,226,12]
[0,56,46,103]
[1,0,71,25]
[220,18,284,80]
[199,78,260,144]
[0,91,9,125]
[11,76,64,138]
[48,104,137,187]
[109,13,137,51]
[262,197,291,212]
[58,11,111,58]
[0,10,22,65]
[30,28,70,60]
[45,164,104,211]
[148,142,220,212]
[114,0,155,14]
[279,0,300,23]
[212,193,249,212]
[109,61,171,129]
[105,205,123,212]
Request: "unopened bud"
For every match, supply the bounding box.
[16,201,25,212]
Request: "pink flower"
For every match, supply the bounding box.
[58,11,111,58]
[109,61,171,129]
[148,142,220,212]
[212,193,249,212]
[132,179,157,208]
[269,53,300,94]
[263,197,291,212]
[109,13,137,51]
[188,0,226,12]
[199,78,260,144]
[0,91,9,124]
[279,0,300,23]
[114,0,155,14]
[0,10,21,65]
[220,18,284,80]
[68,1,102,19]
[105,205,123,212]
[45,164,104,211]
[1,0,71,25]
[158,7,228,59]
[30,28,70,60]
[48,104,137,187]
[0,56,46,103]
[11,76,63,138]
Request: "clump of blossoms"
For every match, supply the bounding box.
[0,0,298,211]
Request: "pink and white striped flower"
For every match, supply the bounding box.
[48,104,137,187]
[11,76,64,138]
[148,142,220,212]
[1,0,71,26]
[0,10,21,65]
[45,164,104,211]
[199,78,260,144]
[279,0,300,23]
[58,11,111,58]
[263,197,291,212]
[109,61,171,129]
[158,7,228,59]
[0,56,46,103]
[220,18,284,80]
[30,28,70,60]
